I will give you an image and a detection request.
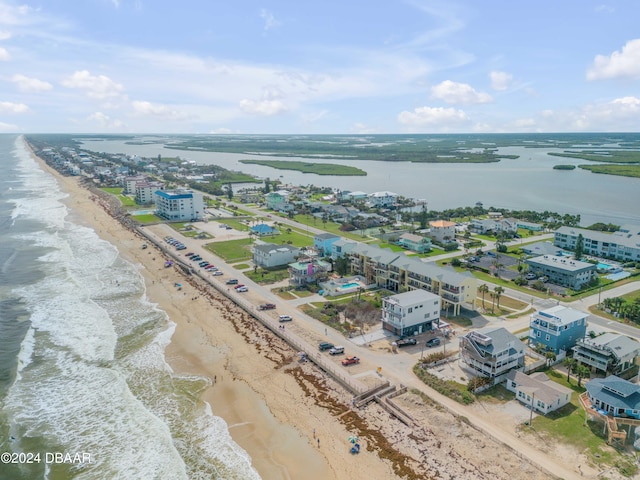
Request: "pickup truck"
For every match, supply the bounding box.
[258,303,276,310]
[396,338,417,347]
[341,356,360,366]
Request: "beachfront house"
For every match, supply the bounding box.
[154,189,204,221]
[381,290,441,336]
[525,255,597,290]
[288,259,331,286]
[585,376,640,420]
[397,233,432,253]
[250,223,277,236]
[554,225,640,262]
[529,306,588,355]
[572,333,640,377]
[330,239,357,260]
[253,243,300,268]
[505,371,572,414]
[135,180,165,205]
[459,327,525,380]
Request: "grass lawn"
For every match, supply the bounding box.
[476,384,515,404]
[204,238,253,262]
[101,188,138,207]
[291,214,365,241]
[473,271,549,298]
[507,307,535,318]
[132,214,162,224]
[495,295,529,311]
[526,369,635,474]
[245,268,290,284]
[375,242,406,252]
[260,229,314,248]
[272,289,296,300]
[234,263,250,270]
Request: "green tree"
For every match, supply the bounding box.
[576,364,591,387]
[545,351,557,366]
[574,233,584,261]
[563,357,577,382]
[263,177,271,194]
[479,284,489,309]
[493,286,504,311]
[225,183,233,201]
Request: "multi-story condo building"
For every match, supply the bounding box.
[123,175,146,195]
[154,189,204,221]
[459,327,525,379]
[529,306,588,354]
[342,243,476,315]
[554,225,640,262]
[135,180,164,204]
[381,289,441,336]
[525,255,597,290]
[573,333,640,376]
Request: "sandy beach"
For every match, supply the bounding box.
[28,143,610,480]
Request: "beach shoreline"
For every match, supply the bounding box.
[25,137,605,480]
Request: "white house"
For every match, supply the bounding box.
[381,289,441,336]
[367,191,398,208]
[253,243,300,268]
[460,327,525,379]
[505,371,572,414]
[428,220,456,243]
[154,189,204,221]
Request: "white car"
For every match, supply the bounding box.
[278,315,292,322]
[211,271,224,276]
[236,286,248,292]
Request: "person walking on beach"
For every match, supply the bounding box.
[317,438,320,448]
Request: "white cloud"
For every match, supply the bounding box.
[260,9,281,31]
[350,122,378,134]
[0,46,9,61]
[489,71,513,91]
[11,74,53,92]
[0,4,35,25]
[397,106,469,127]
[239,98,288,116]
[0,101,29,113]
[0,121,18,131]
[431,80,492,104]
[131,100,189,120]
[0,30,11,40]
[587,39,640,80]
[87,111,124,129]
[61,70,125,100]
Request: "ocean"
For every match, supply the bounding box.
[0,135,260,480]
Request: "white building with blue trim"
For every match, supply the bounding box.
[154,189,204,221]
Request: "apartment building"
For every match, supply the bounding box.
[381,289,441,336]
[555,225,640,262]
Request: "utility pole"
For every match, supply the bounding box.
[529,392,535,426]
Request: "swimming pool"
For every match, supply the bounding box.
[597,262,612,270]
[341,282,360,289]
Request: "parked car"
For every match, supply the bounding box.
[341,356,360,366]
[258,303,276,310]
[538,276,549,283]
[199,261,210,267]
[191,256,202,262]
[211,271,224,276]
[329,346,345,355]
[236,286,248,293]
[278,315,293,322]
[185,252,195,257]
[234,284,245,290]
[425,338,441,347]
[318,342,334,351]
[226,279,239,285]
[525,272,537,280]
[396,338,417,347]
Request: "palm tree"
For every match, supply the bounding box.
[494,286,504,311]
[545,351,557,367]
[563,357,577,382]
[479,284,489,309]
[576,364,591,388]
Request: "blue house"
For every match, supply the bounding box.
[529,305,587,354]
[251,223,276,236]
[585,376,640,420]
[314,233,340,256]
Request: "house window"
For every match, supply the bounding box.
[536,331,540,338]
[546,334,550,341]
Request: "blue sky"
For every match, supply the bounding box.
[1,0,639,134]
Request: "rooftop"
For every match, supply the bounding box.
[527,254,595,271]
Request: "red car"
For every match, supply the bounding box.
[341,356,360,366]
[258,303,276,310]
[234,284,245,290]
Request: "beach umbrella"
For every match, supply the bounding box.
[348,435,358,444]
